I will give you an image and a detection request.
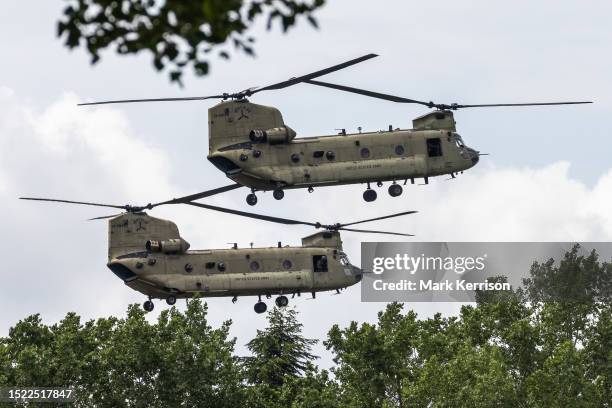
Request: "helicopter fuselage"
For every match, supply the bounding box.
[106,212,362,311]
[209,127,479,191]
[205,101,479,202]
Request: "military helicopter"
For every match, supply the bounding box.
[78,54,591,206]
[20,186,416,313]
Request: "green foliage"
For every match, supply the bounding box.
[244,307,317,386]
[57,0,326,85]
[1,300,243,407]
[1,247,610,406]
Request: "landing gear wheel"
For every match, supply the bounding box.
[246,193,258,206]
[166,295,176,306]
[254,301,267,314]
[388,184,403,197]
[363,189,377,202]
[143,300,154,312]
[273,189,284,200]
[275,295,289,307]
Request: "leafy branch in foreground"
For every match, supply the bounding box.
[57,0,325,85]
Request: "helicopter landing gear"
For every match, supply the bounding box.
[388,183,403,197]
[254,302,267,314]
[254,295,267,314]
[246,193,258,206]
[363,183,377,202]
[143,299,154,312]
[275,295,289,307]
[232,296,238,304]
[273,189,284,200]
[166,295,176,306]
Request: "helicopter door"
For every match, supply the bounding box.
[313,254,330,288]
[426,138,443,157]
[425,137,445,173]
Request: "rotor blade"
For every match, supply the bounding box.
[20,197,127,210]
[184,202,318,227]
[452,101,592,109]
[340,210,418,228]
[88,213,123,221]
[151,183,242,207]
[305,80,592,110]
[305,79,433,107]
[78,95,226,107]
[339,227,414,237]
[252,54,378,94]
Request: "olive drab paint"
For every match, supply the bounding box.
[206,100,480,199]
[106,212,362,307]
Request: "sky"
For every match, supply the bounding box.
[1,0,611,366]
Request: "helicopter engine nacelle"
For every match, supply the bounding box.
[146,238,190,254]
[249,125,296,145]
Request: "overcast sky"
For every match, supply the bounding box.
[1,0,611,365]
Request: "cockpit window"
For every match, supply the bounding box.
[339,251,350,266]
[453,133,465,148]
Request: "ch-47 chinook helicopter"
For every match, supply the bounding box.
[20,186,416,313]
[78,54,591,206]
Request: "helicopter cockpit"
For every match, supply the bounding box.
[452,133,479,164]
[338,251,350,266]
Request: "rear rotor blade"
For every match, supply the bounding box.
[88,214,123,221]
[339,227,414,237]
[151,183,242,207]
[340,210,418,228]
[185,202,318,227]
[251,54,378,94]
[20,197,127,210]
[78,94,226,107]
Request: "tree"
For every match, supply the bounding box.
[244,307,317,387]
[325,246,611,407]
[243,306,333,408]
[57,0,326,85]
[325,303,420,408]
[0,299,244,407]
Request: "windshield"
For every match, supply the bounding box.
[454,134,465,148]
[339,251,350,266]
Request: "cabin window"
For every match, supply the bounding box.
[253,150,262,158]
[217,262,226,272]
[291,153,300,163]
[205,262,216,269]
[313,150,324,158]
[360,147,370,159]
[313,255,328,272]
[326,151,336,160]
[395,145,405,155]
[283,259,293,270]
[250,261,260,271]
[426,138,443,157]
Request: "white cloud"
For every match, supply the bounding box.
[1,88,611,366]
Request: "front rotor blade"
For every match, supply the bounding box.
[453,101,592,109]
[305,80,432,107]
[252,54,378,94]
[151,183,242,207]
[78,95,226,107]
[185,202,318,227]
[339,227,414,237]
[340,210,418,228]
[20,197,127,210]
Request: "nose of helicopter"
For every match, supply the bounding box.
[350,264,363,282]
[466,147,480,166]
